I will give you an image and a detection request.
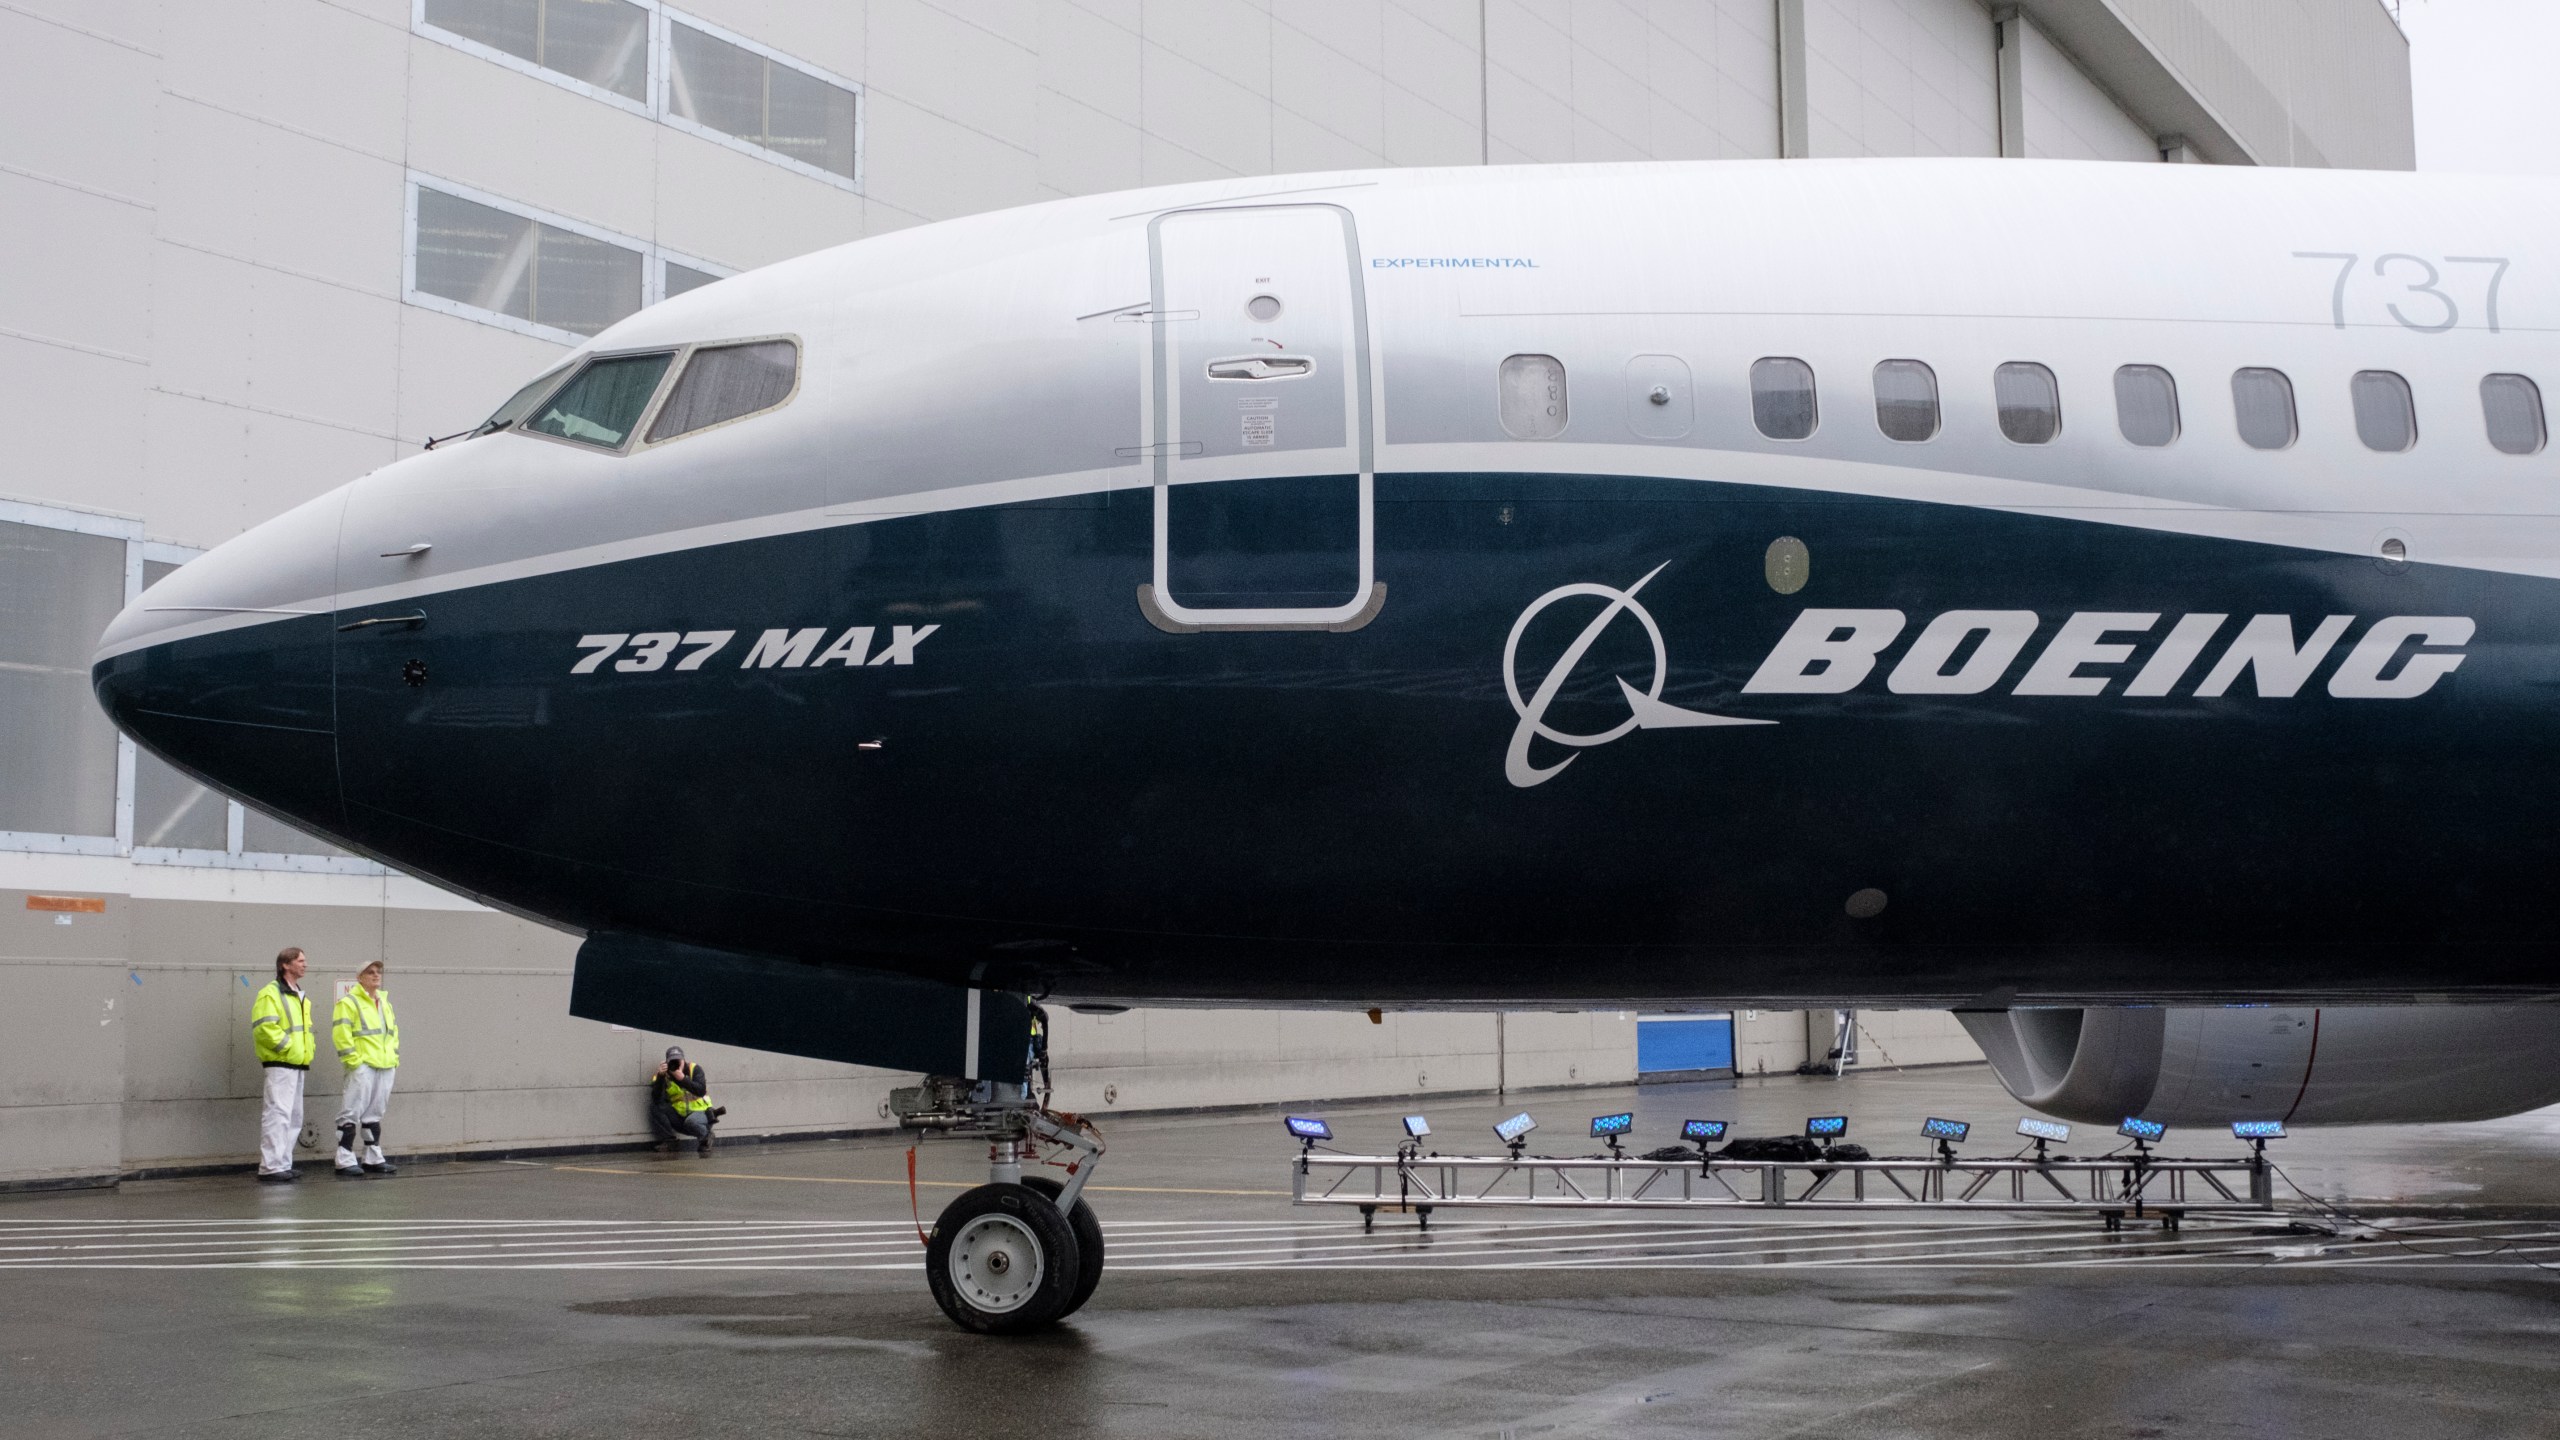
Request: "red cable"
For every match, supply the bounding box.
[907,1145,929,1246]
[2282,1008,2323,1122]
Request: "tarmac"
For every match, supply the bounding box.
[6,1063,2559,1438]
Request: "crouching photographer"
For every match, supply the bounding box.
[648,1046,726,1156]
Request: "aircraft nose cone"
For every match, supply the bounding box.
[92,489,349,833]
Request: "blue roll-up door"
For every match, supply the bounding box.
[1637,1014,1734,1074]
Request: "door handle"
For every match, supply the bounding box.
[379,542,432,558]
[336,611,427,632]
[1206,355,1314,381]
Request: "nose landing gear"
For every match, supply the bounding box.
[893,1075,1106,1334]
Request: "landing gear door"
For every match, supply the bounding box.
[1143,204,1380,631]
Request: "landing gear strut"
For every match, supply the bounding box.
[892,1075,1106,1334]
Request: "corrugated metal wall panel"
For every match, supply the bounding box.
[2108,0,2412,169]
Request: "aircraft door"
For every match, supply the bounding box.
[1142,204,1380,630]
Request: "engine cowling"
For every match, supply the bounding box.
[1957,1006,2560,1127]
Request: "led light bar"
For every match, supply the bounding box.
[1805,1115,1848,1138]
[1493,1112,1538,1144]
[1284,1115,1333,1141]
[1920,1117,1970,1142]
[1402,1115,1432,1139]
[1681,1119,1729,1142]
[1589,1112,1635,1138]
[2017,1117,2070,1143]
[2231,1120,2286,1140]
[2117,1117,2167,1142]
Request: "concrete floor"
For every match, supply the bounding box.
[6,1064,2560,1438]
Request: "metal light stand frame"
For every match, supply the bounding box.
[1294,1147,2276,1226]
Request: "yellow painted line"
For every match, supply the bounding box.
[550,1164,1285,1198]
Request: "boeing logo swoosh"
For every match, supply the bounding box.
[1503,563,1773,789]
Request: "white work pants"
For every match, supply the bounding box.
[259,1066,306,1175]
[335,1065,396,1168]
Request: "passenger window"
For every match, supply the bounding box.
[1751,357,1818,440]
[2231,367,2297,450]
[1497,354,1569,439]
[1872,360,1938,442]
[647,340,800,443]
[2113,364,2179,447]
[2481,373,2546,455]
[526,351,675,450]
[1993,362,2061,444]
[2351,370,2417,452]
[476,365,571,438]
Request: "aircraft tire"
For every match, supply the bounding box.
[1023,1175,1105,1318]
[925,1182,1083,1334]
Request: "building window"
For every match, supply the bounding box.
[2114,365,2180,447]
[1871,360,1938,442]
[1751,357,1818,440]
[419,0,650,104]
[663,259,725,299]
[666,17,860,182]
[1994,362,2061,445]
[2351,370,2417,453]
[406,176,729,344]
[413,186,643,340]
[0,509,373,870]
[0,515,127,843]
[241,809,355,859]
[132,751,227,851]
[2481,374,2545,455]
[2232,367,2298,450]
[414,1,864,191]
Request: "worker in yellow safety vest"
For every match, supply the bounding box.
[331,960,401,1179]
[648,1046,721,1156]
[250,947,316,1183]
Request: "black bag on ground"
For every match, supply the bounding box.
[1714,1135,1825,1162]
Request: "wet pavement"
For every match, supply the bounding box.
[6,1064,2558,1438]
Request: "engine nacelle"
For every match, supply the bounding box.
[1957,1006,2560,1127]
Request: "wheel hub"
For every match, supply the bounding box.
[948,1213,1045,1312]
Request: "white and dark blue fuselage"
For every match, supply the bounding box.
[92,158,2560,1008]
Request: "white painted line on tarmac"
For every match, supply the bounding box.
[0,1221,900,1254]
[0,1224,906,1262]
[1098,1215,2191,1268]
[0,1229,942,1260]
[8,1211,2546,1274]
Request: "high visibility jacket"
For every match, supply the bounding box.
[660,1063,713,1115]
[332,988,399,1070]
[251,982,316,1068]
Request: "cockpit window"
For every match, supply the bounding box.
[475,365,571,438]
[646,340,800,443]
[525,351,675,449]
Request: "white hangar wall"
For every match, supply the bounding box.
[2013,13,2159,162]
[1794,0,2002,159]
[0,0,2410,1187]
[0,885,1640,1185]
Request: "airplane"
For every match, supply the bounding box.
[91,157,2560,1330]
